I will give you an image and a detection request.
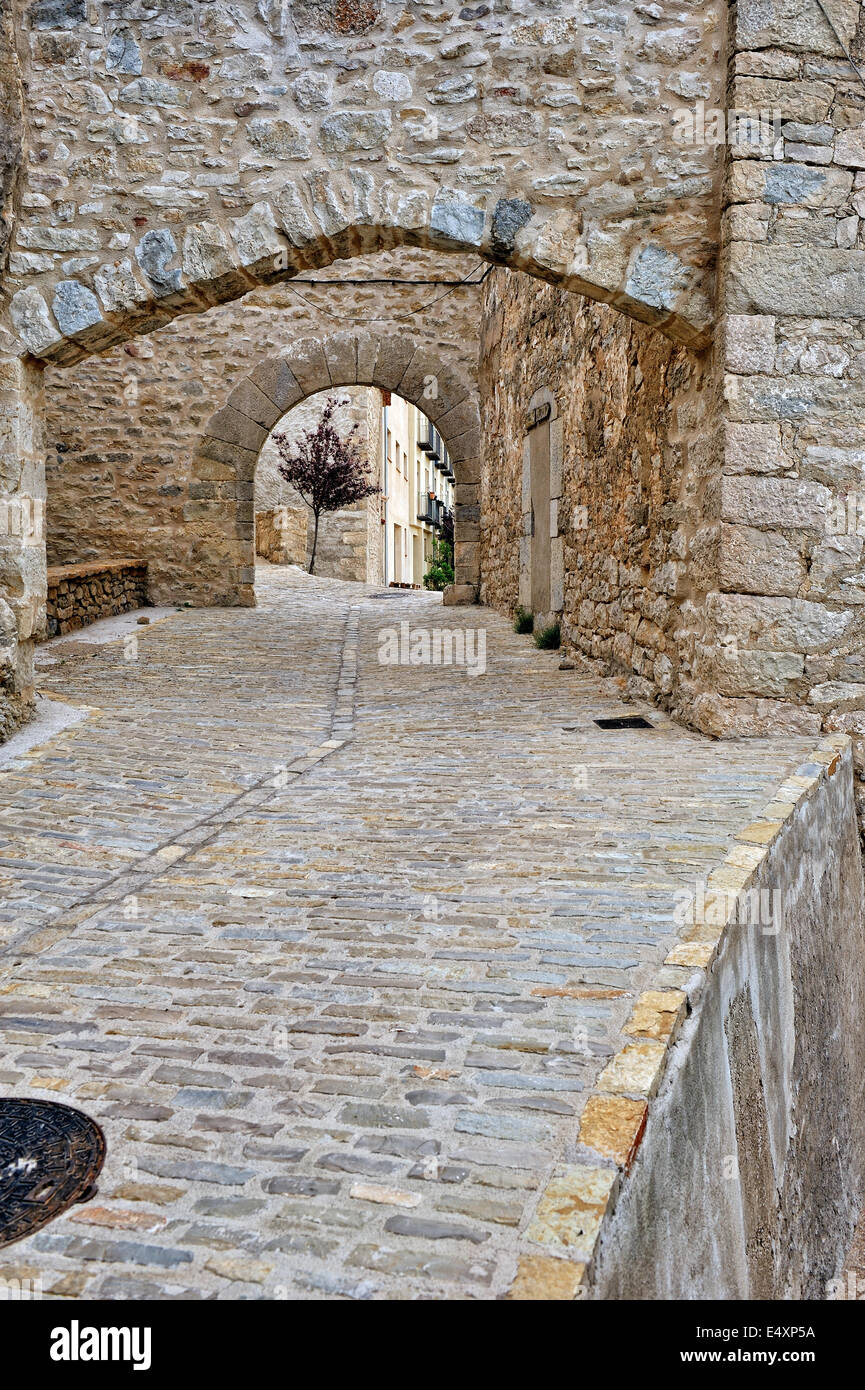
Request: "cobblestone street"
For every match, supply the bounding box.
[0,567,814,1299]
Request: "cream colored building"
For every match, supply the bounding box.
[382,394,454,587]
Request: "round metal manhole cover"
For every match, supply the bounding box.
[0,1099,105,1249]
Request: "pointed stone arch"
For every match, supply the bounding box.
[187,330,481,607]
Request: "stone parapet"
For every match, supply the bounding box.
[44,558,148,637]
[508,734,865,1299]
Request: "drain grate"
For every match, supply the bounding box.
[0,1099,105,1249]
[592,715,654,729]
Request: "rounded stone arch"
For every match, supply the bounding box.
[7,189,712,369]
[187,330,482,608]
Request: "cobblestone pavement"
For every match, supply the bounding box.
[0,566,813,1300]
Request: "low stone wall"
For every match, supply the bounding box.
[584,736,865,1300]
[255,507,307,566]
[44,559,148,638]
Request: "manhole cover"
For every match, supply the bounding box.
[0,1099,105,1249]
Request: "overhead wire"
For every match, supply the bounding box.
[280,262,493,323]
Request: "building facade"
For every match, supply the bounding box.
[383,393,454,588]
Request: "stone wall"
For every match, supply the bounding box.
[2,0,724,362]
[589,737,865,1299]
[698,0,865,772]
[44,556,147,635]
[0,356,44,740]
[254,505,306,567]
[479,266,720,717]
[43,248,473,603]
[0,0,23,266]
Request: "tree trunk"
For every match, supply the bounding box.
[309,510,321,575]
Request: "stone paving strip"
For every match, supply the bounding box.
[0,567,815,1300]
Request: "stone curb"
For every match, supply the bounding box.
[505,732,852,1300]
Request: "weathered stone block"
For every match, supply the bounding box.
[719,524,804,597]
[690,691,822,738]
[731,77,833,122]
[9,288,61,356]
[701,644,805,698]
[255,506,308,565]
[707,592,854,652]
[720,476,830,530]
[723,315,776,374]
[442,583,478,606]
[206,407,268,453]
[319,112,391,154]
[248,359,304,415]
[135,228,183,296]
[226,380,282,432]
[726,245,865,318]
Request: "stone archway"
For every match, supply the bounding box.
[187,330,481,607]
[8,205,713,371]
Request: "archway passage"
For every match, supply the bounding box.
[189,330,480,606]
[8,209,713,370]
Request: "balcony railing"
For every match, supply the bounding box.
[416,490,437,524]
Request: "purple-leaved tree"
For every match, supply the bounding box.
[273,396,380,576]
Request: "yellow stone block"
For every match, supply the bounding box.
[506,1255,586,1300]
[578,1094,647,1168]
[665,940,714,968]
[707,862,753,894]
[525,1164,616,1259]
[596,1039,667,1097]
[623,988,686,1041]
[724,843,767,871]
[735,819,784,845]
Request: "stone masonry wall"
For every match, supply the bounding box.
[3,0,724,362]
[687,0,865,738]
[479,266,720,715]
[0,356,44,740]
[693,0,865,792]
[254,505,306,566]
[0,0,23,267]
[43,248,472,603]
[44,556,147,635]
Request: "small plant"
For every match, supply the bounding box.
[513,606,533,634]
[534,622,561,650]
[423,538,454,591]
